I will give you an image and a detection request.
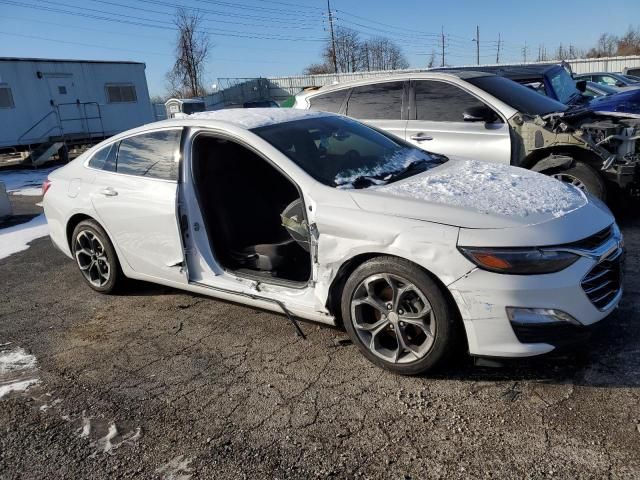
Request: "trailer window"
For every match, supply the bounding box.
[106,84,137,103]
[0,85,14,108]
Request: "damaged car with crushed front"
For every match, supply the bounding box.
[43,109,624,375]
[296,72,640,200]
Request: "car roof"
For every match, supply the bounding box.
[298,70,495,96]
[103,108,335,140]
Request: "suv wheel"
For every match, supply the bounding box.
[550,160,606,200]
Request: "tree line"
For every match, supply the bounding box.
[304,27,409,75]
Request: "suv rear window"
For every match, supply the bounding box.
[308,90,348,113]
[346,82,404,120]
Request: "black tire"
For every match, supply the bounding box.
[341,256,462,375]
[549,160,606,200]
[71,219,123,294]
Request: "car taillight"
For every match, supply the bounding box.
[42,179,52,195]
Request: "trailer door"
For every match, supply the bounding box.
[45,74,84,134]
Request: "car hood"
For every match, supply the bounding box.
[348,159,593,230]
[583,88,640,114]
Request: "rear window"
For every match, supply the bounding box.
[116,129,182,181]
[346,82,404,120]
[88,143,116,171]
[467,75,567,116]
[308,89,348,113]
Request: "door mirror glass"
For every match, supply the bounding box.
[575,80,587,93]
[463,105,497,123]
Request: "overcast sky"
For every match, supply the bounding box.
[1,0,639,96]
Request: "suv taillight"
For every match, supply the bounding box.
[42,179,52,195]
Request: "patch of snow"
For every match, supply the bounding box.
[0,347,37,374]
[189,107,329,129]
[375,159,587,218]
[10,187,43,196]
[0,346,40,399]
[0,166,59,196]
[0,214,49,260]
[156,455,194,480]
[335,148,435,187]
[0,378,39,398]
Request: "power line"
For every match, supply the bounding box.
[1,0,327,41]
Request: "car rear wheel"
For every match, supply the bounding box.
[550,161,606,200]
[341,257,461,375]
[71,219,122,293]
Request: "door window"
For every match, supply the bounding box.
[593,75,616,86]
[308,89,348,113]
[116,129,182,181]
[414,81,487,122]
[346,82,404,120]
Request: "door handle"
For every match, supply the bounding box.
[410,134,434,141]
[100,187,118,197]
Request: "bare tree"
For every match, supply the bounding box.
[360,37,409,71]
[303,63,334,75]
[167,8,210,98]
[426,50,436,69]
[586,33,619,58]
[618,26,640,56]
[326,27,362,73]
[305,27,409,74]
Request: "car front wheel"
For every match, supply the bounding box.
[71,219,122,293]
[341,257,461,375]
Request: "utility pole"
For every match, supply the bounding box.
[496,33,501,63]
[327,0,337,73]
[475,25,480,65]
[441,26,445,67]
[522,41,528,63]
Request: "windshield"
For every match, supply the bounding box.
[252,115,447,189]
[547,68,582,104]
[589,82,619,95]
[467,75,567,115]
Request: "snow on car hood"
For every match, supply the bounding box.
[349,159,588,229]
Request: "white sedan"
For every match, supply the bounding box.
[43,109,623,375]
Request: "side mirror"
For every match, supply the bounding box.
[615,81,625,88]
[463,105,498,123]
[575,80,587,93]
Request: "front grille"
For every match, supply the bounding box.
[581,248,624,310]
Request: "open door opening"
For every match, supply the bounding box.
[192,134,312,284]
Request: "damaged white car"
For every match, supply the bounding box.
[43,109,624,375]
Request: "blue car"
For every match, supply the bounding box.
[543,65,640,115]
[441,63,640,115]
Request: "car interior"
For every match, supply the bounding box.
[192,134,312,284]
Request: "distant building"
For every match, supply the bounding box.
[164,98,206,118]
[0,57,154,165]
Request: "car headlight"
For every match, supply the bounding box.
[457,247,580,274]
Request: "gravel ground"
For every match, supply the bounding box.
[0,195,639,479]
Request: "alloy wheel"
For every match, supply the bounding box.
[74,230,111,288]
[350,273,436,364]
[552,173,586,190]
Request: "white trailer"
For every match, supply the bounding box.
[0,57,154,165]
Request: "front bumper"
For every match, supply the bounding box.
[448,253,622,358]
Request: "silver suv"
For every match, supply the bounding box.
[294,71,640,200]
